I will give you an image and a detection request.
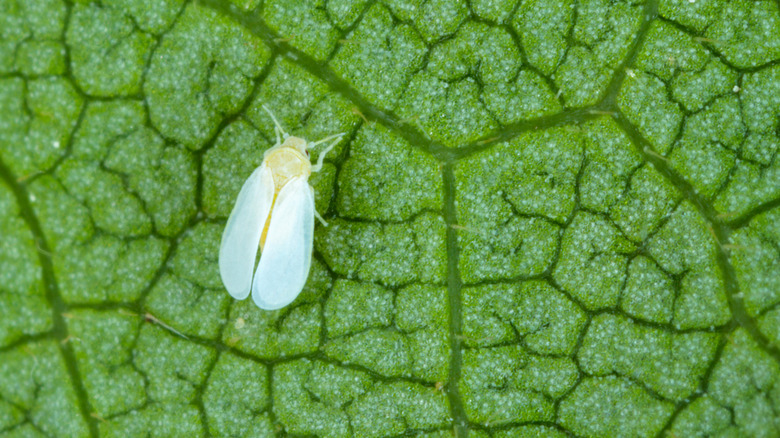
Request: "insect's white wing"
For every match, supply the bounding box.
[219,164,275,300]
[251,176,314,310]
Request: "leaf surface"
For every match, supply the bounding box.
[2,0,780,436]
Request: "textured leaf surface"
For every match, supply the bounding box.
[2,0,780,437]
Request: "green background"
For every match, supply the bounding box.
[1,0,780,436]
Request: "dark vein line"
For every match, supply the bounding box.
[594,0,659,112]
[191,0,780,430]
[3,0,769,434]
[197,0,457,160]
[727,196,780,229]
[596,0,780,365]
[613,112,780,364]
[0,159,99,437]
[656,331,730,437]
[442,163,469,436]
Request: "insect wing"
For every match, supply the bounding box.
[251,177,314,310]
[219,164,275,300]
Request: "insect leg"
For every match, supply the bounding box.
[313,208,328,227]
[310,134,344,173]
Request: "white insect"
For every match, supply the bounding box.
[219,106,343,310]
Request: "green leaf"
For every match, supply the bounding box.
[2,0,780,437]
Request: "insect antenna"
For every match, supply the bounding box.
[262,105,289,144]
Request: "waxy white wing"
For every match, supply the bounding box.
[251,176,314,310]
[219,164,274,300]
